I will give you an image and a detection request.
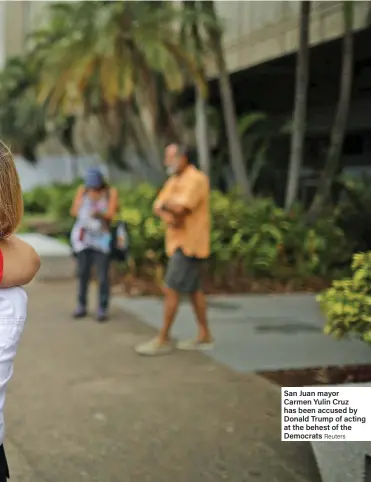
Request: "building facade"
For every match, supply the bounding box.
[213,1,370,76]
[2,1,370,73]
[1,1,371,191]
[0,1,47,65]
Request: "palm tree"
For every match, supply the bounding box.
[0,56,47,163]
[31,1,204,178]
[238,112,291,192]
[308,1,354,218]
[0,53,83,176]
[201,1,253,199]
[285,1,311,210]
[182,0,211,177]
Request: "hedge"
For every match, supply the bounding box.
[21,181,352,286]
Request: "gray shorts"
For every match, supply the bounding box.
[164,248,203,294]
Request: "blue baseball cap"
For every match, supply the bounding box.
[85,167,104,189]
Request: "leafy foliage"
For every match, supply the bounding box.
[237,112,290,190]
[0,1,219,171]
[318,251,371,343]
[22,181,351,282]
[32,1,207,114]
[0,56,47,161]
[334,174,371,253]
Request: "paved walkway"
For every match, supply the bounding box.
[113,294,371,372]
[6,282,321,482]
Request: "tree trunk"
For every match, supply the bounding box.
[219,59,253,199]
[193,1,211,177]
[202,1,252,199]
[195,91,210,176]
[66,153,78,181]
[127,101,166,183]
[285,1,311,210]
[134,93,164,170]
[184,0,211,177]
[308,1,353,218]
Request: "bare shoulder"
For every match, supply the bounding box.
[0,236,41,286]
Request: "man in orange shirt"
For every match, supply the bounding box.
[135,144,213,356]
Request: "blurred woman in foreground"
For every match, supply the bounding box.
[0,141,41,481]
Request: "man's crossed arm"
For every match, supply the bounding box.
[154,199,189,228]
[153,176,206,228]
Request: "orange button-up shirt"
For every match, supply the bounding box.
[154,165,210,259]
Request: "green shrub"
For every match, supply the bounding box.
[21,181,352,283]
[118,189,351,279]
[318,252,371,343]
[23,186,53,214]
[23,180,81,217]
[48,182,79,219]
[334,174,371,253]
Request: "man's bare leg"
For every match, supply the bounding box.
[190,290,212,342]
[158,287,180,343]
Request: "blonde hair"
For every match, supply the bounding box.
[0,141,23,238]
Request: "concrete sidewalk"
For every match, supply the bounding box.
[5,282,321,482]
[113,294,371,372]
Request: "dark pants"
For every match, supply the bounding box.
[0,445,9,480]
[76,249,110,310]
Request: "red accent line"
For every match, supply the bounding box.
[0,249,3,284]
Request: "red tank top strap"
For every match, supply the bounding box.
[0,248,3,284]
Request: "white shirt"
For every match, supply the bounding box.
[0,287,28,444]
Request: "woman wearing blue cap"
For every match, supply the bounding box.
[70,168,118,321]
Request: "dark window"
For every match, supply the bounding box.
[343,135,364,155]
